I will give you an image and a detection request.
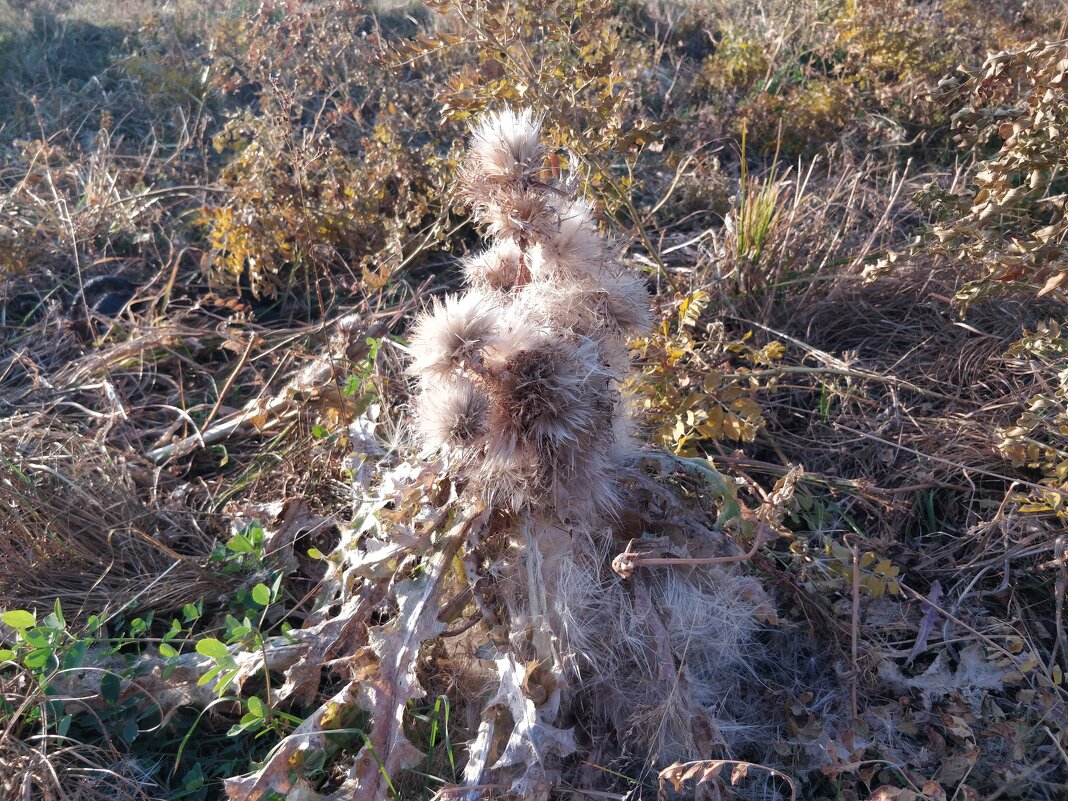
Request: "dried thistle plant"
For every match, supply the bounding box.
[401,109,819,797]
[134,108,829,801]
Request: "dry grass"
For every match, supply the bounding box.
[0,417,225,617]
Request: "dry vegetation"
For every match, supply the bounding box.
[2,1,1068,800]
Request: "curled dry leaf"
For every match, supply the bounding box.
[658,760,797,801]
[222,494,482,800]
[350,508,483,795]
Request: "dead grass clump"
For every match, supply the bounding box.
[753,267,1063,530]
[0,417,225,617]
[0,736,161,801]
[670,262,1068,797]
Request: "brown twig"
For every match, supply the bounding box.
[851,543,860,720]
[611,528,769,578]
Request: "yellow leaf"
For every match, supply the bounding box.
[874,560,900,578]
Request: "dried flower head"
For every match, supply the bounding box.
[463,107,545,192]
[414,378,490,451]
[595,267,652,335]
[407,291,500,381]
[494,336,613,449]
[517,271,650,342]
[463,240,527,291]
[529,198,605,279]
[475,187,558,244]
[476,445,537,512]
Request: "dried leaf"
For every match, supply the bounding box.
[868,787,918,801]
[351,511,476,794]
[488,651,576,798]
[730,762,750,784]
[906,580,942,665]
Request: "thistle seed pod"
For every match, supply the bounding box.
[407,291,500,381]
[463,240,527,291]
[486,334,613,450]
[414,378,490,451]
[463,107,545,192]
[516,272,651,342]
[475,186,558,244]
[528,198,606,280]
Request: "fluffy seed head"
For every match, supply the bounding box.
[408,291,499,381]
[410,106,645,523]
[475,187,558,244]
[463,240,527,291]
[414,378,490,451]
[463,107,545,193]
[476,444,537,512]
[516,270,650,341]
[529,198,605,279]
[486,331,612,448]
[596,266,653,335]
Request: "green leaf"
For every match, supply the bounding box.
[281,622,298,643]
[227,715,264,736]
[342,375,362,397]
[197,664,224,687]
[100,672,122,704]
[184,764,205,791]
[0,649,15,661]
[121,719,139,743]
[24,648,51,670]
[62,640,88,670]
[215,667,240,696]
[251,583,271,607]
[22,629,49,648]
[164,619,182,641]
[247,695,264,717]
[195,638,230,661]
[2,610,36,631]
[226,533,255,554]
[159,643,178,658]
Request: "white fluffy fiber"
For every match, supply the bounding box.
[465,107,545,188]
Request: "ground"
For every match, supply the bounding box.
[1,1,1067,800]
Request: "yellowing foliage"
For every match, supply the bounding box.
[633,291,783,454]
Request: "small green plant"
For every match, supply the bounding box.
[1,555,300,799]
[729,134,787,272]
[700,34,770,96]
